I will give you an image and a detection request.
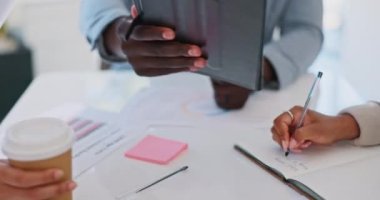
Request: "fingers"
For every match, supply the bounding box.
[119,24,207,77]
[7,181,77,200]
[211,80,252,110]
[130,57,206,75]
[124,41,202,58]
[272,111,296,151]
[0,164,76,200]
[271,127,282,146]
[288,106,308,126]
[135,68,191,77]
[293,124,336,146]
[271,106,315,153]
[272,113,292,141]
[300,141,313,149]
[19,181,76,200]
[131,57,204,69]
[0,166,64,188]
[272,106,338,153]
[130,25,176,41]
[288,140,312,154]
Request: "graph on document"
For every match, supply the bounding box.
[68,117,128,179]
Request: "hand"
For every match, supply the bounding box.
[211,79,253,110]
[0,160,76,200]
[103,6,207,76]
[271,106,360,153]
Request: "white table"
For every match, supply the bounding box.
[0,70,363,200]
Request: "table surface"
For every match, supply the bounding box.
[0,70,364,200]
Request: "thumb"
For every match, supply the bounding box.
[131,5,139,18]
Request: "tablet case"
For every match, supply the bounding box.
[134,0,266,90]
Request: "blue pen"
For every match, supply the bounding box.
[285,72,323,157]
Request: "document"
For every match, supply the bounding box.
[40,104,132,178]
[118,74,316,127]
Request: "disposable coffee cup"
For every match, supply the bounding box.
[2,118,75,200]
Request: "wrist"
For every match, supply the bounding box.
[335,114,360,141]
[102,17,130,59]
[262,58,277,82]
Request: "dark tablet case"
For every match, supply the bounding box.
[136,0,266,90]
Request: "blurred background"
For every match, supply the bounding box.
[0,0,379,120]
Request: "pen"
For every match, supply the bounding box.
[136,166,189,193]
[115,166,189,199]
[285,72,323,157]
[123,0,144,41]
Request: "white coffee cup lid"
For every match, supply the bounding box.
[2,118,74,161]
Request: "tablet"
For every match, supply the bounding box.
[135,0,266,90]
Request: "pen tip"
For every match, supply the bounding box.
[285,151,289,157]
[317,72,323,78]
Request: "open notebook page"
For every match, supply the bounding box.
[293,155,380,200]
[238,127,380,179]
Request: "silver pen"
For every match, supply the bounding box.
[285,72,323,157]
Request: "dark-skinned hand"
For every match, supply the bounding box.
[211,79,253,110]
[102,6,207,76]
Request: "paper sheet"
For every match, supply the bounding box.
[295,155,380,200]
[237,127,380,179]
[35,103,130,178]
[119,87,226,122]
[118,74,317,128]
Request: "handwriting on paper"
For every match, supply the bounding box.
[274,156,309,172]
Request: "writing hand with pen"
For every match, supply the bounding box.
[271,106,360,154]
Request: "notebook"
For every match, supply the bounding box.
[134,0,266,90]
[235,127,380,200]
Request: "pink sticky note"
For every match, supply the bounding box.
[125,135,188,165]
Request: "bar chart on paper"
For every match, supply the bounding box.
[37,104,132,179]
[68,117,128,178]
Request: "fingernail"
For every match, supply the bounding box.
[281,141,287,152]
[194,59,206,68]
[53,170,64,180]
[301,141,312,149]
[289,138,297,149]
[188,47,201,57]
[162,31,175,40]
[68,182,77,190]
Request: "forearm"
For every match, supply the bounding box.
[80,0,130,49]
[264,0,323,89]
[264,27,323,89]
[340,102,380,146]
[101,17,131,61]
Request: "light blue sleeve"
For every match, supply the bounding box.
[263,0,324,89]
[79,0,131,49]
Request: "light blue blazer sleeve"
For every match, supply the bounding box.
[80,0,130,49]
[263,0,324,89]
